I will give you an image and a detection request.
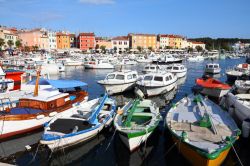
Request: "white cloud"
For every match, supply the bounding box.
[79,0,115,5]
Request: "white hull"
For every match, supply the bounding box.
[201,88,229,98]
[173,71,187,78]
[139,82,176,96]
[205,68,221,74]
[100,82,135,95]
[65,62,82,66]
[41,117,113,150]
[223,93,250,122]
[119,132,152,151]
[84,64,114,69]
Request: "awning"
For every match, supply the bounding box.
[27,78,88,89]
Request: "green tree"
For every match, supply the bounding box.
[32,45,39,52]
[195,46,203,52]
[165,46,172,49]
[7,40,14,48]
[187,46,193,53]
[137,46,142,52]
[148,46,153,51]
[0,38,4,51]
[24,46,30,52]
[15,40,22,49]
[100,45,106,53]
[159,46,162,49]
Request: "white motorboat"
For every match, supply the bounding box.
[97,70,138,95]
[153,54,182,64]
[221,93,250,127]
[136,56,152,63]
[235,80,250,94]
[226,63,250,82]
[166,64,187,78]
[187,55,204,62]
[204,63,221,74]
[84,59,114,69]
[119,58,137,65]
[136,71,177,97]
[61,58,83,66]
[142,64,163,74]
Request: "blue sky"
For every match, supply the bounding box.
[0,0,249,38]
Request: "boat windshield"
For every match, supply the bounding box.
[154,76,163,82]
[150,67,155,70]
[116,74,125,80]
[145,67,149,69]
[144,75,153,81]
[106,74,115,79]
[173,67,179,70]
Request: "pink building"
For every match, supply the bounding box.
[18,28,49,50]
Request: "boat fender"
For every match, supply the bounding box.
[181,131,189,142]
[36,114,45,120]
[49,112,57,117]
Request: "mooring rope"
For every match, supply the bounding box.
[230,142,244,166]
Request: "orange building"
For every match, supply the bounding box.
[56,32,70,49]
[78,32,95,51]
[167,34,183,49]
[95,37,112,50]
[128,33,157,50]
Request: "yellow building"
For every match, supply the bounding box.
[56,32,70,49]
[167,35,184,49]
[129,33,157,50]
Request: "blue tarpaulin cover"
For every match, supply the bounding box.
[27,78,87,89]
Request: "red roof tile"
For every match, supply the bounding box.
[112,36,129,41]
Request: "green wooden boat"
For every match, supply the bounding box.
[114,99,161,151]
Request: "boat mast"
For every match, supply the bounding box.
[33,66,41,97]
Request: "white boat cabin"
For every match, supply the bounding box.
[143,65,162,73]
[140,72,176,86]
[205,63,220,69]
[104,70,138,83]
[166,64,186,72]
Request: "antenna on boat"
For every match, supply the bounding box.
[33,66,41,97]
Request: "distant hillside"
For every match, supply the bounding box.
[189,38,250,51]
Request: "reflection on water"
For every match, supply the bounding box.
[1,58,249,166]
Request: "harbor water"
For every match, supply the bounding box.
[0,58,249,166]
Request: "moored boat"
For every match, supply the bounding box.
[204,63,221,74]
[40,94,116,150]
[136,71,177,97]
[114,99,161,151]
[196,77,231,98]
[97,70,138,95]
[235,80,250,94]
[166,64,187,78]
[0,70,88,140]
[166,94,240,166]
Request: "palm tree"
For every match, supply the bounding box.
[0,38,4,51]
[7,40,14,48]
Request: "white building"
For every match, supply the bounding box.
[191,41,206,50]
[158,34,169,48]
[111,36,129,53]
[48,30,57,50]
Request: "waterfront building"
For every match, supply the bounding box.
[18,28,49,50]
[157,34,170,49]
[48,30,57,50]
[78,32,95,51]
[70,34,77,48]
[111,36,129,53]
[128,33,157,50]
[56,32,70,49]
[167,34,183,49]
[0,27,18,50]
[95,37,112,51]
[191,41,206,50]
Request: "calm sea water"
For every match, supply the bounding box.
[0,58,249,166]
